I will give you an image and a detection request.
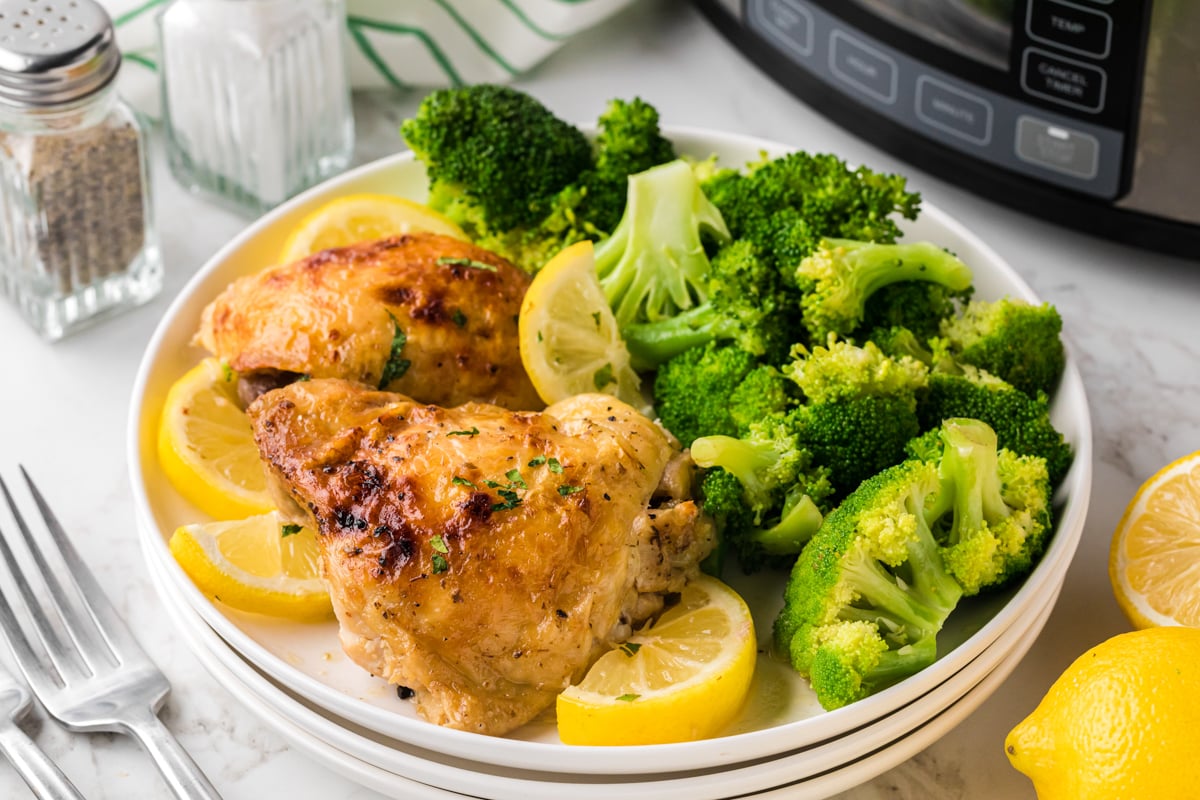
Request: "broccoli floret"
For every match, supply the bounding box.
[692,416,834,571]
[578,98,677,234]
[653,343,758,447]
[919,366,1073,486]
[795,239,974,342]
[774,457,963,710]
[401,85,592,234]
[863,325,935,365]
[401,87,678,272]
[623,238,798,368]
[729,364,794,436]
[939,298,1066,397]
[594,159,731,330]
[701,152,922,281]
[859,281,972,341]
[929,418,1052,595]
[782,337,929,496]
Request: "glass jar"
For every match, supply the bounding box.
[0,0,161,341]
[157,0,355,215]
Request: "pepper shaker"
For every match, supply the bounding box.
[0,0,161,341]
[157,0,355,215]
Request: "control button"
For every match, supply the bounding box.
[751,0,814,60]
[1027,0,1112,58]
[829,30,898,104]
[915,77,993,145]
[1021,48,1106,112]
[1015,116,1100,179]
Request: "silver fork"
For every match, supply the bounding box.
[0,663,84,800]
[0,468,221,800]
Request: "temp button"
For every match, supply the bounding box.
[915,77,993,145]
[1027,0,1112,58]
[1015,116,1100,180]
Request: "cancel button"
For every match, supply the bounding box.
[1021,48,1106,112]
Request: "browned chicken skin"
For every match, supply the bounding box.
[248,379,715,735]
[196,233,544,410]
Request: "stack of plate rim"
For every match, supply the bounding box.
[128,128,1093,800]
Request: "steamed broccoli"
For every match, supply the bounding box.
[859,281,972,342]
[622,238,797,368]
[594,159,731,330]
[701,151,922,278]
[919,365,1073,486]
[692,415,834,572]
[774,417,1051,709]
[773,456,962,710]
[400,87,677,272]
[939,298,1065,397]
[782,337,929,497]
[795,239,974,342]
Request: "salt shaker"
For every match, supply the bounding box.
[157,0,355,215]
[0,0,161,341]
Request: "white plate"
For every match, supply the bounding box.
[128,127,1092,775]
[147,530,1059,800]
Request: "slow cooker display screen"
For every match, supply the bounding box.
[851,0,1014,71]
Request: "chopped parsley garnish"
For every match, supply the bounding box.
[447,427,480,437]
[619,642,642,657]
[220,362,235,383]
[558,484,583,496]
[452,476,476,488]
[591,311,601,328]
[430,536,449,554]
[297,373,311,382]
[280,523,302,538]
[451,308,468,328]
[436,256,497,272]
[592,363,614,391]
[547,458,563,474]
[616,693,640,702]
[505,469,527,489]
[528,455,547,468]
[431,554,449,574]
[537,330,543,343]
[493,488,522,512]
[379,311,412,387]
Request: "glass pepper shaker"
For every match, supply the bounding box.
[0,0,162,341]
[157,0,355,215]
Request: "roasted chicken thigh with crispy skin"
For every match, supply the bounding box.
[196,233,543,410]
[248,378,714,735]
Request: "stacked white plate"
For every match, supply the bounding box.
[128,129,1093,800]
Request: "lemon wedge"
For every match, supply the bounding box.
[518,240,643,409]
[157,358,275,521]
[556,575,756,745]
[279,193,467,263]
[169,511,332,622]
[1110,449,1200,628]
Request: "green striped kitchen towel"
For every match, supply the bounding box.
[108,0,639,113]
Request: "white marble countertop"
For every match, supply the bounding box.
[1,2,1198,798]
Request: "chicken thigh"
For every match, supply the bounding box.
[248,379,714,735]
[196,233,543,410]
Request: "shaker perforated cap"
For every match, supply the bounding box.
[0,0,119,107]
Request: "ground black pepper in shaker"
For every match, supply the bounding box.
[0,0,161,340]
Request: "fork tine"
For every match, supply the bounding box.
[0,477,85,689]
[17,467,136,665]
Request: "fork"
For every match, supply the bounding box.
[0,468,221,800]
[0,663,85,800]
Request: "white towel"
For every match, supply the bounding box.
[107,0,638,115]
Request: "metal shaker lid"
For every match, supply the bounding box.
[0,0,120,108]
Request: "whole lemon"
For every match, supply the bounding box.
[1005,627,1200,799]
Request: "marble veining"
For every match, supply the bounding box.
[0,1,1197,798]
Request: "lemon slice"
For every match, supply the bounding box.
[1110,449,1200,628]
[279,193,467,263]
[518,240,642,409]
[157,358,275,521]
[169,511,332,622]
[556,575,756,745]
